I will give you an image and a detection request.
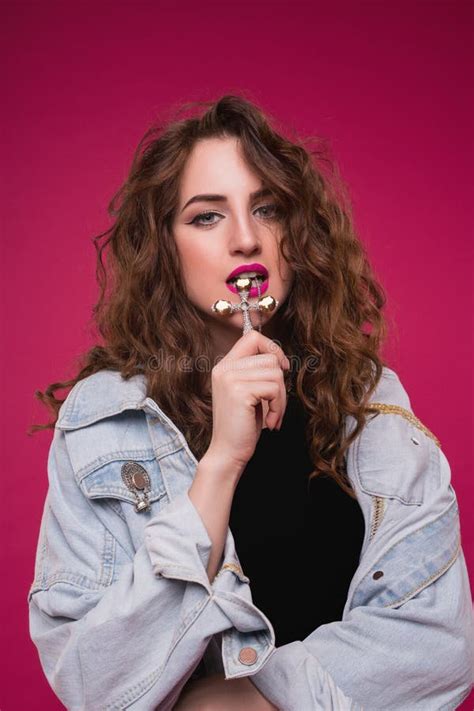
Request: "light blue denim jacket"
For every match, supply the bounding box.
[28,366,474,710]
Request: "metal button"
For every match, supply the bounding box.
[373,570,384,580]
[411,436,420,445]
[238,647,258,665]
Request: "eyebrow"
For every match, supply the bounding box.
[180,187,273,214]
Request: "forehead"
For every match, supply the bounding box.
[179,137,261,194]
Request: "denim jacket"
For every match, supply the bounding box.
[28,366,474,710]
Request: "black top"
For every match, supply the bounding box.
[229,391,365,647]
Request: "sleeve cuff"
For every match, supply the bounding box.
[248,641,361,710]
[144,489,213,589]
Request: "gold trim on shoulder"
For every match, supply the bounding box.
[366,402,441,448]
[215,562,245,579]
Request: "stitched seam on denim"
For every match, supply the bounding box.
[225,651,274,678]
[223,629,275,677]
[152,439,186,461]
[355,416,424,505]
[86,485,167,502]
[29,572,105,593]
[107,499,126,521]
[215,589,269,618]
[146,407,198,465]
[353,497,459,602]
[367,403,441,447]
[382,538,461,607]
[153,566,211,592]
[58,377,86,424]
[58,400,146,430]
[76,450,156,479]
[225,625,273,653]
[104,595,211,709]
[105,665,157,708]
[99,527,115,587]
[383,497,458,560]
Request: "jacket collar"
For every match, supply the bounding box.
[56,369,150,430]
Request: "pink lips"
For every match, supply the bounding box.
[226,278,269,297]
[225,262,269,297]
[226,262,268,281]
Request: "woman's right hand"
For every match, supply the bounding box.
[207,329,290,474]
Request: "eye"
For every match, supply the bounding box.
[188,211,222,227]
[255,203,280,219]
[187,203,280,229]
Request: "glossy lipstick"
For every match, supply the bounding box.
[225,262,269,297]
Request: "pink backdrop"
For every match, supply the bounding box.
[2,1,472,708]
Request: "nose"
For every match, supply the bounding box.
[228,215,262,257]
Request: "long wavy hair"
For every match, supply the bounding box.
[30,93,389,498]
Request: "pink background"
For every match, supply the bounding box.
[2,1,473,708]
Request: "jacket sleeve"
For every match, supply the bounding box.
[247,404,474,711]
[28,426,270,711]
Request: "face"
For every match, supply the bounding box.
[172,136,294,353]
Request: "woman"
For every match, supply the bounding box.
[28,94,473,710]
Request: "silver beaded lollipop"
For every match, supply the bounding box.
[211,275,279,336]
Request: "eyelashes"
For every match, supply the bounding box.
[188,203,280,228]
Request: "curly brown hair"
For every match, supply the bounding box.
[30,92,390,499]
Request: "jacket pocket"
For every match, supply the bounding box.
[77,454,169,556]
[354,406,441,505]
[351,494,460,610]
[80,455,167,509]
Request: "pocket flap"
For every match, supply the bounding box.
[81,455,167,506]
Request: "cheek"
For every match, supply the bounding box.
[177,241,209,277]
[177,244,218,302]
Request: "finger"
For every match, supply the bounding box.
[276,378,287,429]
[234,367,286,429]
[224,353,284,373]
[242,380,283,430]
[229,329,290,371]
[235,367,285,381]
[270,372,287,430]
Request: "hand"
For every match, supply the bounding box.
[173,672,279,711]
[207,330,290,472]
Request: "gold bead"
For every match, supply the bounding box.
[212,299,233,316]
[257,295,277,312]
[235,276,253,292]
